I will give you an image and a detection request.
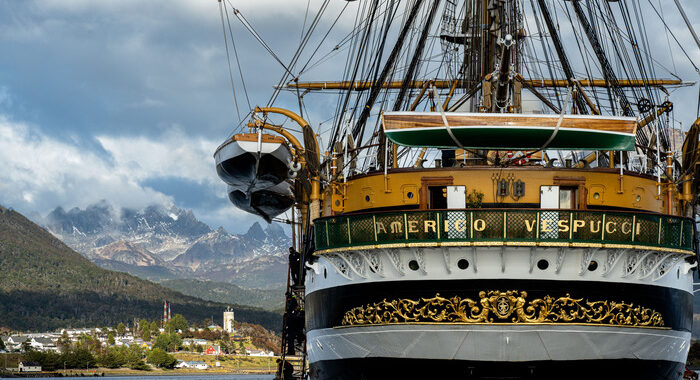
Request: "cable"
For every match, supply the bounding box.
[230,6,296,77]
[222,1,251,112]
[218,0,241,121]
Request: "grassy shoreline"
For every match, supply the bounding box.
[54,367,275,376]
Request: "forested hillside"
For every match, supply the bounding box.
[0,206,280,331]
[159,279,285,311]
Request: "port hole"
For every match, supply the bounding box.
[587,261,598,271]
[408,260,420,271]
[323,268,327,278]
[537,259,549,270]
[457,259,469,270]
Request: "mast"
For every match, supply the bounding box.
[570,1,633,117]
[534,0,588,114]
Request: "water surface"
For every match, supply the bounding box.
[55,376,272,380]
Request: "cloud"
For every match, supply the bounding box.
[0,115,259,232]
[96,129,220,187]
[0,116,170,211]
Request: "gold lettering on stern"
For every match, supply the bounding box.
[621,222,631,235]
[376,222,387,234]
[455,219,467,232]
[424,220,436,233]
[572,220,586,233]
[590,221,601,234]
[557,219,570,232]
[408,220,419,233]
[524,219,536,232]
[605,221,617,234]
[390,221,403,234]
[541,219,553,233]
[474,219,486,232]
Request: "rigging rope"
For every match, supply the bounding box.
[352,0,426,147]
[222,1,251,113]
[230,6,296,77]
[218,0,241,121]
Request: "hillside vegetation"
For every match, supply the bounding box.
[0,206,281,331]
[159,279,284,311]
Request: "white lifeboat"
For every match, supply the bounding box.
[227,181,294,223]
[214,132,293,192]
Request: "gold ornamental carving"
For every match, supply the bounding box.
[340,290,665,328]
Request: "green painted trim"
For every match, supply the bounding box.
[385,126,635,151]
[314,209,695,254]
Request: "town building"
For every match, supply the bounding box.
[29,337,58,352]
[175,360,209,370]
[18,362,42,372]
[223,307,235,333]
[2,336,28,351]
[247,349,274,357]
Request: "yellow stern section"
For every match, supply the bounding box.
[325,167,670,215]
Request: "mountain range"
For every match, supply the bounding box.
[0,204,280,331]
[40,201,291,290]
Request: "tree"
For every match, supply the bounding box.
[153,333,182,352]
[146,348,176,369]
[141,326,151,341]
[61,347,96,369]
[108,333,115,346]
[124,345,146,369]
[21,340,31,352]
[116,323,126,337]
[23,351,61,371]
[0,337,5,351]
[57,331,71,352]
[166,314,188,332]
[96,348,125,369]
[150,321,159,333]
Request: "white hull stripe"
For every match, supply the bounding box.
[307,325,689,364]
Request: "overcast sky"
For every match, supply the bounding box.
[0,0,697,234]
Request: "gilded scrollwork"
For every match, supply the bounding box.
[340,290,665,328]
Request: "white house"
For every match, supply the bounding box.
[18,362,42,372]
[175,360,209,370]
[30,337,59,352]
[2,336,28,351]
[247,349,274,357]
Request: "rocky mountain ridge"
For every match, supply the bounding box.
[42,201,291,289]
[0,204,281,331]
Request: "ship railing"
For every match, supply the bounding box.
[314,208,695,255]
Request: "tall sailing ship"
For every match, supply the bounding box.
[213,0,700,378]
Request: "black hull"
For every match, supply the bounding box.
[306,279,693,331]
[216,151,289,190]
[305,278,692,380]
[310,357,685,380]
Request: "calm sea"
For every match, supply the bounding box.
[52,377,273,380]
